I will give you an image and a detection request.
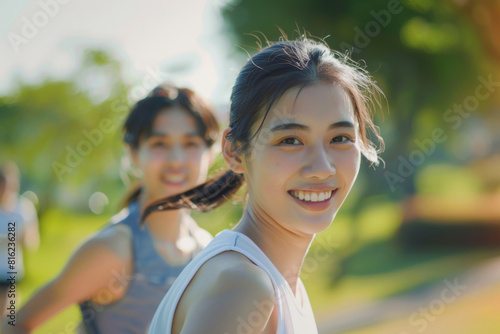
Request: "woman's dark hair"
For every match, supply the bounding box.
[141,37,384,222]
[122,84,220,207]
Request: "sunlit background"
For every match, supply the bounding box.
[1,0,499,333]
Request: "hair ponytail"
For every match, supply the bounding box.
[141,170,244,223]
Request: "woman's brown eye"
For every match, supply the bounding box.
[152,141,165,147]
[331,135,351,143]
[280,137,299,145]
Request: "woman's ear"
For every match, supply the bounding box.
[123,144,143,179]
[126,145,140,169]
[221,127,245,174]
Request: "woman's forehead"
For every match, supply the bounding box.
[253,83,357,133]
[151,107,199,131]
[141,107,204,141]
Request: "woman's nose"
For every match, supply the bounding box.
[166,145,186,164]
[302,143,336,180]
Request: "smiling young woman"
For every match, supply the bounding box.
[144,37,385,334]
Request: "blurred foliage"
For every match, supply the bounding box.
[0,49,130,215]
[221,0,500,199]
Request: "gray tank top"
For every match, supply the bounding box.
[79,201,206,334]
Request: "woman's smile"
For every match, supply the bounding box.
[161,172,188,186]
[288,188,338,212]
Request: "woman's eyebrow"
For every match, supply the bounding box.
[328,121,355,130]
[184,133,203,138]
[270,121,355,133]
[148,131,201,138]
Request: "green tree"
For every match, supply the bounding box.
[0,49,130,214]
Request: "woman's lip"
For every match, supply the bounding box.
[162,173,188,186]
[162,179,187,186]
[288,189,338,212]
[289,187,337,192]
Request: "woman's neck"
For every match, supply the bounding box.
[233,203,314,295]
[138,196,190,243]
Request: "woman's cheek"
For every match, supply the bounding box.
[344,149,361,186]
[266,148,296,169]
[142,148,162,162]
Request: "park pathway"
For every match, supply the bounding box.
[317,256,500,334]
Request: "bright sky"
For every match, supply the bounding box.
[1,0,240,105]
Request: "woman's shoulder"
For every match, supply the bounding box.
[187,251,275,302]
[84,219,133,261]
[94,204,137,245]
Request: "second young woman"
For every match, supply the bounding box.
[4,85,219,334]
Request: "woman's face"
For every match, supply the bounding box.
[132,106,212,204]
[241,83,361,235]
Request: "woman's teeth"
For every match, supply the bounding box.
[291,190,333,202]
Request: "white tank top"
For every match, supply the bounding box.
[148,229,318,334]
